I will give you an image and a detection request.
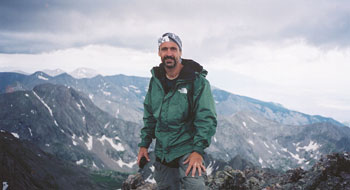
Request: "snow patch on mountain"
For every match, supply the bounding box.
[71,134,78,145]
[76,103,82,111]
[104,122,110,129]
[207,160,215,176]
[70,68,98,79]
[115,109,120,118]
[38,75,49,81]
[145,175,156,184]
[263,142,270,149]
[28,128,33,136]
[259,157,263,165]
[296,141,320,152]
[11,132,19,138]
[97,135,125,151]
[93,161,98,169]
[288,151,306,164]
[129,85,137,89]
[76,159,84,165]
[86,134,93,150]
[33,91,53,116]
[115,159,136,168]
[33,90,59,127]
[250,117,258,123]
[271,144,277,150]
[129,85,141,94]
[89,94,94,100]
[293,142,301,147]
[102,90,111,96]
[80,100,86,108]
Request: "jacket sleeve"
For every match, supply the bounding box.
[138,80,156,148]
[192,78,217,155]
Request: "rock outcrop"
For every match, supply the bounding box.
[122,152,350,190]
[208,152,350,190]
[122,173,156,190]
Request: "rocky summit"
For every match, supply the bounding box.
[122,152,350,190]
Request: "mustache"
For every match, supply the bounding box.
[163,56,176,62]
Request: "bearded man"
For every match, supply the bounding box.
[137,32,217,190]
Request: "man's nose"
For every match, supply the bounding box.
[165,49,173,56]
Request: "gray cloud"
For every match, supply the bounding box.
[280,1,350,47]
[1,0,350,54]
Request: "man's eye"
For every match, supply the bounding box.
[170,47,177,51]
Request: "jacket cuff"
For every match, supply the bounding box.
[138,141,151,148]
[193,146,205,156]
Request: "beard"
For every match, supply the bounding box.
[162,56,177,69]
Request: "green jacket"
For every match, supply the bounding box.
[138,59,217,163]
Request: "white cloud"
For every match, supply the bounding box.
[209,39,350,86]
[207,39,350,122]
[0,45,159,77]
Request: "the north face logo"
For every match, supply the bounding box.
[178,88,187,94]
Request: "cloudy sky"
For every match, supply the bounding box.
[1,0,350,123]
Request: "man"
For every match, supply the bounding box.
[137,32,217,190]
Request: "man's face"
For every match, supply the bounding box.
[158,41,182,69]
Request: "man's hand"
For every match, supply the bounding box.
[137,147,150,166]
[183,152,206,177]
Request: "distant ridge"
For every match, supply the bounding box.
[1,70,349,172]
[42,68,66,76]
[70,67,99,79]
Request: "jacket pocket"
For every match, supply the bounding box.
[167,91,189,125]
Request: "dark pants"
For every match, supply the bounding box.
[153,153,207,190]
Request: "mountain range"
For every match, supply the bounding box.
[0,71,342,126]
[1,70,350,187]
[43,68,99,79]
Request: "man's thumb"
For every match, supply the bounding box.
[183,157,189,164]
